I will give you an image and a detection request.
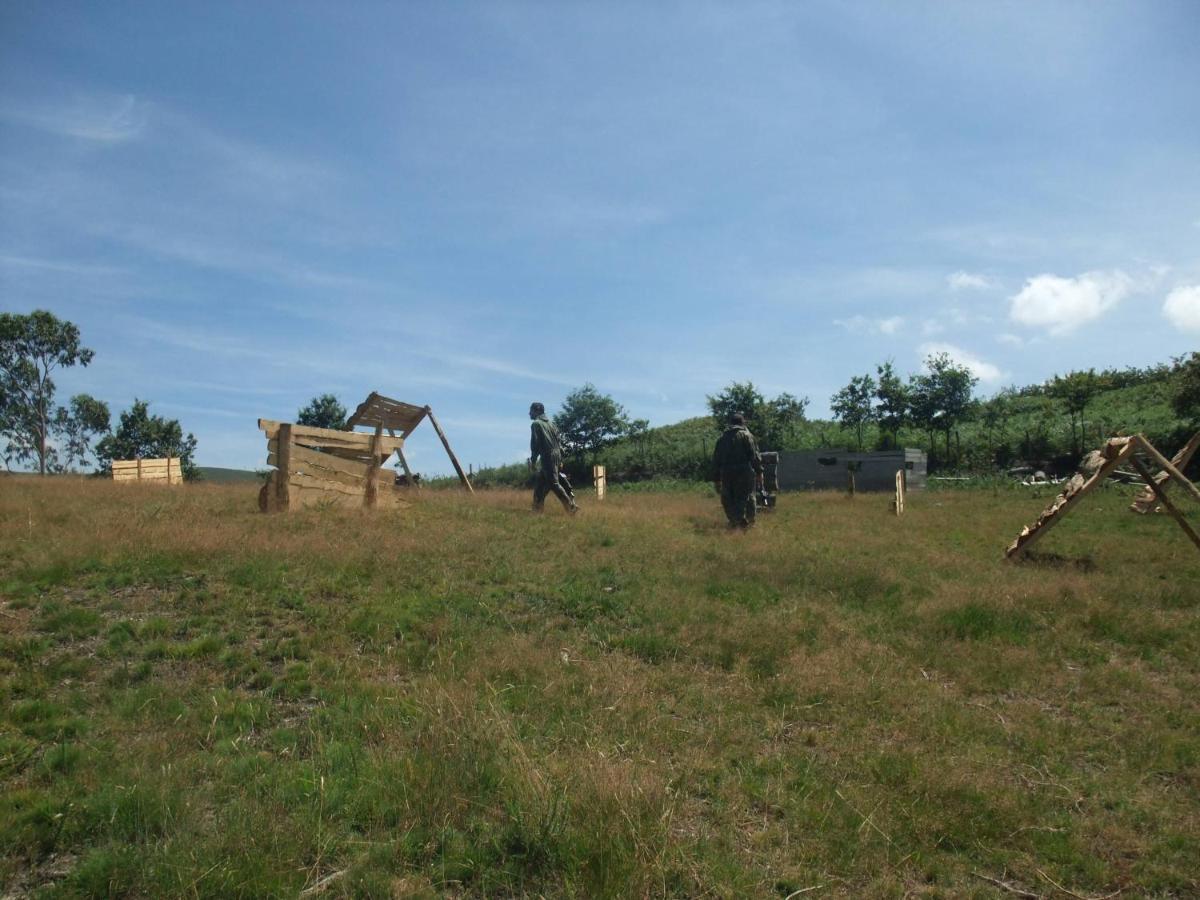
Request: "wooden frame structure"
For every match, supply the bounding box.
[257,391,473,513]
[112,457,182,485]
[1130,431,1200,514]
[1006,433,1200,560]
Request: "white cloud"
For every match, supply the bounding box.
[947,270,993,291]
[921,319,945,336]
[1163,284,1200,333]
[1009,269,1133,335]
[996,333,1024,347]
[833,314,904,335]
[918,342,1006,383]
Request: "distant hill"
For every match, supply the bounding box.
[197,467,262,483]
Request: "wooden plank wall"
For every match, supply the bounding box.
[111,458,182,485]
[258,419,408,513]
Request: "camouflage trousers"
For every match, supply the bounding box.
[533,456,576,513]
[719,466,757,528]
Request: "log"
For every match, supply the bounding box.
[1130,456,1200,555]
[1006,437,1136,559]
[268,443,372,481]
[1131,431,1200,513]
[425,406,474,493]
[1133,434,1200,505]
[366,424,383,508]
[276,424,293,510]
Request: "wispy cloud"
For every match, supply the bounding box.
[833,314,904,335]
[0,93,147,143]
[1009,269,1133,335]
[946,270,994,291]
[918,342,1006,383]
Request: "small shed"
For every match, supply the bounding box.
[775,448,926,492]
[257,391,473,512]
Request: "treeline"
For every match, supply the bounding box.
[465,352,1200,488]
[1,311,200,478]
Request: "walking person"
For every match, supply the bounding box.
[528,402,578,515]
[712,412,763,529]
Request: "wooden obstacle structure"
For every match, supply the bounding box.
[112,457,182,485]
[258,392,473,513]
[1006,433,1200,560]
[1130,431,1200,515]
[593,465,607,501]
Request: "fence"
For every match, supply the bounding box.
[111,458,182,485]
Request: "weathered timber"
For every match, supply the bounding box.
[258,419,403,454]
[1129,456,1200,555]
[366,424,383,508]
[424,406,474,492]
[276,424,293,510]
[1131,431,1200,514]
[1005,436,1136,559]
[1134,435,1200,505]
[268,443,373,481]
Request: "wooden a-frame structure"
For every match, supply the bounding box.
[258,391,473,513]
[1006,432,1200,560]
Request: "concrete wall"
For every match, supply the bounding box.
[775,449,926,492]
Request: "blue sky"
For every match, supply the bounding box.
[2,1,1198,474]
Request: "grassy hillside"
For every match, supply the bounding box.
[197,467,263,484]
[2,479,1198,896]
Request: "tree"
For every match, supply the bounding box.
[0,310,95,474]
[874,361,909,449]
[96,400,199,480]
[830,374,876,451]
[554,384,632,463]
[706,382,808,449]
[1171,352,1200,425]
[909,352,978,466]
[297,394,348,430]
[1049,369,1102,457]
[53,394,110,472]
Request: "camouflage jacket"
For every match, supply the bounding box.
[530,415,563,466]
[712,426,762,476]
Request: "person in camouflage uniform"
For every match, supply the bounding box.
[529,402,578,514]
[712,412,763,529]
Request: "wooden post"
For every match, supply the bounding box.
[895,469,905,515]
[1132,431,1200,513]
[1130,456,1200,555]
[366,423,384,508]
[136,457,143,482]
[424,406,474,493]
[847,469,855,497]
[276,424,293,511]
[1134,435,1200,505]
[594,464,607,501]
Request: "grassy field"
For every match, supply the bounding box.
[1,479,1198,898]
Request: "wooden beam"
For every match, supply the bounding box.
[258,419,402,454]
[366,423,383,508]
[388,428,419,489]
[1133,435,1200,505]
[276,424,293,511]
[1130,456,1200,555]
[1006,438,1136,559]
[1131,431,1200,513]
[424,406,474,493]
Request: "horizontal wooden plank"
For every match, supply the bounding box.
[268,443,373,480]
[259,419,403,454]
[112,458,180,469]
[289,470,367,498]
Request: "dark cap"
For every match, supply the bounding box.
[729,412,745,426]
[530,402,545,415]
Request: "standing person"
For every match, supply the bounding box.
[712,412,763,529]
[529,402,578,514]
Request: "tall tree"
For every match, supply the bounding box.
[554,384,632,463]
[0,310,95,474]
[95,400,199,480]
[53,394,111,472]
[874,361,909,449]
[909,352,978,465]
[706,382,808,449]
[830,374,876,451]
[1049,369,1102,457]
[297,394,348,430]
